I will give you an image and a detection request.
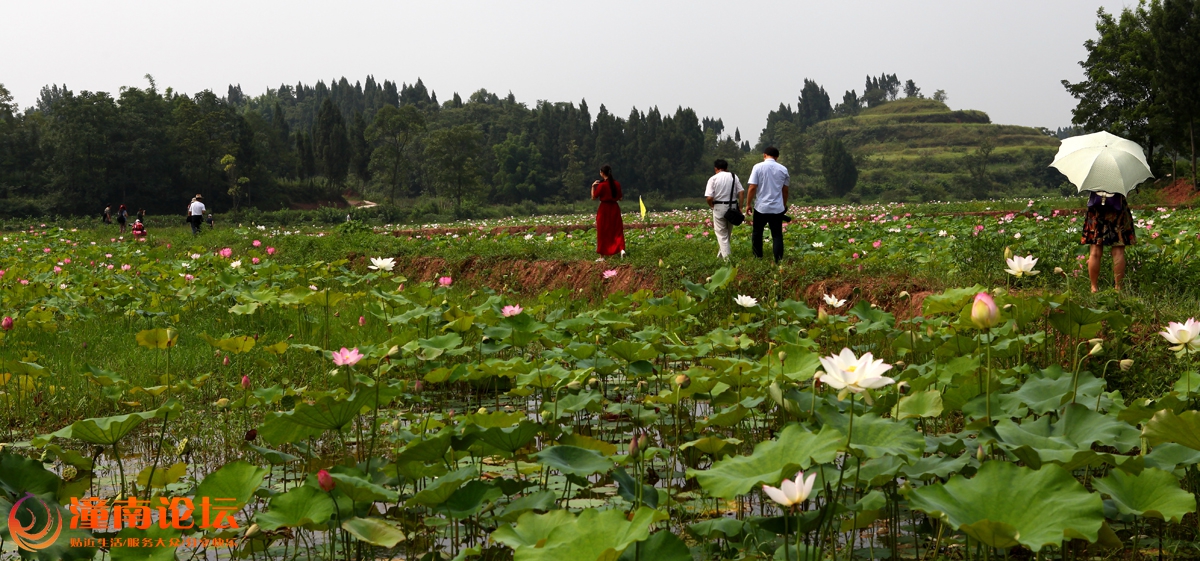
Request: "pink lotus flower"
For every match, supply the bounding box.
[872,240,881,248]
[502,305,523,317]
[220,247,233,258]
[1,317,12,331]
[63,258,71,264]
[241,375,251,390]
[358,315,366,327]
[970,292,1000,329]
[317,469,335,492]
[19,279,28,285]
[53,266,61,273]
[332,347,364,366]
[252,240,261,247]
[121,264,131,271]
[603,269,618,279]
[185,274,194,282]
[43,248,51,253]
[266,247,276,255]
[251,257,260,265]
[106,265,114,270]
[438,276,453,287]
[223,356,230,366]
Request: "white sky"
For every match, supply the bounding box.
[2,0,1131,140]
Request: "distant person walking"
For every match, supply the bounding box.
[705,159,744,259]
[1081,191,1135,292]
[103,205,112,224]
[592,164,626,258]
[207,212,215,229]
[745,146,790,262]
[188,195,206,235]
[116,205,129,234]
[136,209,146,222]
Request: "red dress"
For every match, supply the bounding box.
[594,180,626,256]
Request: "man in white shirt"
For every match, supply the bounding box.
[745,146,790,262]
[704,159,745,259]
[188,195,206,235]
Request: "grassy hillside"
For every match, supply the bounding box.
[805,98,1063,202]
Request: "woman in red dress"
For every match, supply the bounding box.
[592,165,626,257]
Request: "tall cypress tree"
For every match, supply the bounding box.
[349,111,371,181]
[822,138,858,197]
[313,99,349,183]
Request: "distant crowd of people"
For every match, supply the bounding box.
[100,194,214,237]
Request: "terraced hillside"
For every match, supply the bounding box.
[807,98,1063,201]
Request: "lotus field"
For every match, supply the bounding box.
[4,198,1200,561]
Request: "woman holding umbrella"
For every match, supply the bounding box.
[1050,131,1152,293]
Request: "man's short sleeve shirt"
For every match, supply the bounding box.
[747,158,790,214]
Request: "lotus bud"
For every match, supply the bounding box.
[897,381,910,394]
[359,315,366,327]
[1088,338,1104,345]
[1,316,12,331]
[636,380,648,392]
[223,355,230,366]
[244,429,257,441]
[241,375,251,390]
[898,291,910,299]
[629,434,641,456]
[1089,342,1103,356]
[446,409,456,419]
[1054,267,1065,275]
[566,380,582,391]
[587,377,599,387]
[1004,246,1013,260]
[317,469,335,492]
[1119,359,1134,371]
[674,374,691,389]
[818,307,828,323]
[477,407,488,415]
[658,258,664,267]
[334,311,340,317]
[637,434,649,453]
[977,445,986,462]
[391,419,401,431]
[244,524,262,539]
[215,398,230,408]
[413,380,424,393]
[970,292,1000,329]
[777,351,787,363]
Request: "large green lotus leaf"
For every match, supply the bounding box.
[774,345,821,382]
[907,461,1103,551]
[1048,302,1111,340]
[492,509,577,549]
[1054,404,1139,452]
[0,452,61,501]
[848,300,894,334]
[704,266,737,292]
[922,285,985,316]
[395,430,453,464]
[517,507,667,561]
[478,421,541,456]
[898,391,944,419]
[606,341,657,363]
[135,328,178,350]
[617,530,692,561]
[532,446,614,477]
[901,454,970,481]
[194,460,268,510]
[48,410,157,445]
[329,472,400,503]
[254,484,335,531]
[1143,443,1200,471]
[823,413,924,460]
[1142,409,1200,450]
[440,480,503,519]
[1094,468,1196,523]
[407,465,479,507]
[496,490,558,523]
[286,392,371,431]
[1009,373,1071,414]
[110,525,182,561]
[341,517,406,548]
[688,424,841,499]
[257,411,323,445]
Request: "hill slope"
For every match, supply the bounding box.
[805,98,1063,201]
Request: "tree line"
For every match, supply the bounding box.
[1063,0,1200,188]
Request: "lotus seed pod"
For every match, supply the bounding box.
[587,378,599,387]
[1119,359,1134,371]
[1089,343,1103,356]
[245,524,262,539]
[777,351,787,362]
[477,407,488,415]
[215,398,230,408]
[566,380,582,391]
[674,374,691,389]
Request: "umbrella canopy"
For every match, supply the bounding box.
[1050,131,1153,196]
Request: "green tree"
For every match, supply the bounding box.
[904,79,922,98]
[1148,0,1200,188]
[348,111,371,182]
[821,137,858,197]
[366,104,425,204]
[424,124,482,209]
[834,90,860,117]
[963,137,996,198]
[491,132,544,203]
[313,98,350,183]
[1063,6,1163,171]
[932,89,948,103]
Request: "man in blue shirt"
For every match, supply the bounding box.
[745,146,790,262]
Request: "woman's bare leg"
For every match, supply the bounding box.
[1112,246,1127,291]
[1088,244,1102,293]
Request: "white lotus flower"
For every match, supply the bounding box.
[734,294,758,308]
[229,260,242,269]
[818,348,894,399]
[1004,255,1040,278]
[762,470,817,507]
[368,257,396,272]
[822,294,846,308]
[1161,318,1200,352]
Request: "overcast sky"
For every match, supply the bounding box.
[3,0,1130,140]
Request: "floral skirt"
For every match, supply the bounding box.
[1080,205,1135,246]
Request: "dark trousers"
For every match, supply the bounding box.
[189,215,202,235]
[752,212,785,262]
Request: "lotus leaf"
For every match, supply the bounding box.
[689,424,841,499]
[194,460,268,510]
[341,517,406,547]
[1093,467,1196,523]
[907,461,1103,551]
[533,445,614,477]
[1143,409,1200,450]
[254,485,335,531]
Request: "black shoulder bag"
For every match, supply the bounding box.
[722,172,745,226]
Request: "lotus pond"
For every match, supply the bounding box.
[2,198,1200,561]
